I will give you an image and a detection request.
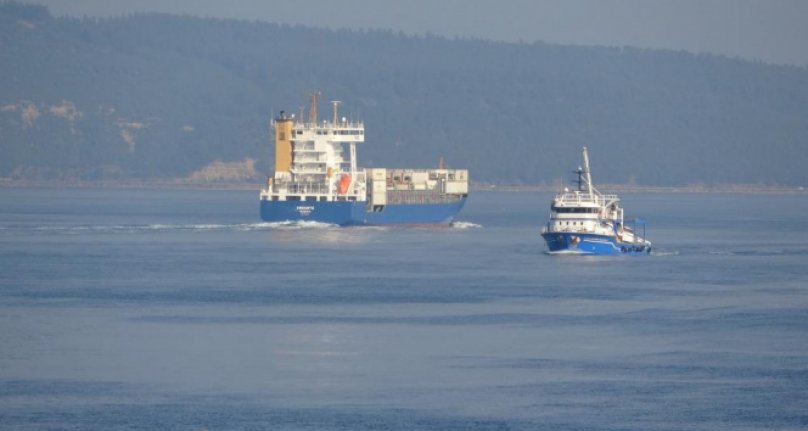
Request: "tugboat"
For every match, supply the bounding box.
[541,147,651,255]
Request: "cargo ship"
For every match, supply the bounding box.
[259,93,468,225]
[541,147,651,255]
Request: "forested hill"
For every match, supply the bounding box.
[2,2,807,186]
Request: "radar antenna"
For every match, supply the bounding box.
[574,166,584,191]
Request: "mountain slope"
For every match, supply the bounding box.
[2,3,807,185]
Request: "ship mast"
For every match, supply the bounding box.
[582,146,594,200]
[308,91,320,126]
[331,100,356,177]
[331,100,340,126]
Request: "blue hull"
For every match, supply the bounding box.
[260,197,467,226]
[541,232,651,255]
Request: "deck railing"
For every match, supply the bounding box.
[555,192,619,205]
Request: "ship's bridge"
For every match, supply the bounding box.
[553,190,619,209]
[292,121,365,144]
[551,189,621,220]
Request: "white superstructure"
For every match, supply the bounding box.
[260,94,367,202]
[259,93,468,207]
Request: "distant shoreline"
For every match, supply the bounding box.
[0,179,259,191]
[1,178,805,194]
[474,183,808,194]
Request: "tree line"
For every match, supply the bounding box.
[2,2,807,185]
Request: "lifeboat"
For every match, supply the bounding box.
[338,174,351,194]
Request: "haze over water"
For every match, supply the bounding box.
[1,188,807,430]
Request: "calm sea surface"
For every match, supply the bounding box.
[1,188,806,430]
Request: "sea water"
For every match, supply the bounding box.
[0,188,806,430]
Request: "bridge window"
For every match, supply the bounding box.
[552,206,599,213]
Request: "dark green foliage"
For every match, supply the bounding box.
[1,2,807,184]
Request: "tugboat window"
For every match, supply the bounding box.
[552,207,599,213]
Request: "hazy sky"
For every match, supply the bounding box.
[31,0,808,66]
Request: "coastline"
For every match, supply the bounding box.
[0,178,260,191]
[473,183,808,194]
[0,178,805,194]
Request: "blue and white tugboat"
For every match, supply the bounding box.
[541,147,651,255]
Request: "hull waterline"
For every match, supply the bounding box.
[542,232,651,255]
[260,196,467,226]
